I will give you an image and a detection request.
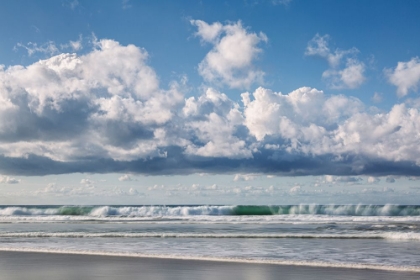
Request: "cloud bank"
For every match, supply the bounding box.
[1,31,420,177]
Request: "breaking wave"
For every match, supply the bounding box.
[0,204,420,217]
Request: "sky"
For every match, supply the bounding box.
[1,0,420,205]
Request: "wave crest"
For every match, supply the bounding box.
[0,204,419,217]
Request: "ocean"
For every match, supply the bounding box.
[0,204,419,273]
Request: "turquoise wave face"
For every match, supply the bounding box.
[57,206,94,216]
[0,205,420,217]
[232,205,420,216]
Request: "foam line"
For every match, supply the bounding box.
[1,232,419,240]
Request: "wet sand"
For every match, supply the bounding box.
[0,251,419,280]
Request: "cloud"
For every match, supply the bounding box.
[289,185,302,194]
[1,37,420,177]
[122,0,132,9]
[118,174,136,181]
[272,0,292,5]
[69,0,79,10]
[62,0,79,10]
[324,175,363,185]
[0,176,20,184]
[183,87,251,159]
[372,92,383,103]
[36,183,96,196]
[367,176,380,184]
[233,174,256,181]
[386,57,420,97]
[305,34,365,89]
[17,37,84,57]
[80,179,94,186]
[61,35,83,52]
[385,176,396,183]
[361,186,394,194]
[191,20,267,89]
[15,41,60,57]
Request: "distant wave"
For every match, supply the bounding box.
[1,231,419,240]
[0,204,420,217]
[0,247,419,273]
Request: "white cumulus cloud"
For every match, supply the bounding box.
[386,57,420,97]
[191,20,267,89]
[1,36,420,177]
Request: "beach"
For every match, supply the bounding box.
[0,205,419,279]
[1,251,420,280]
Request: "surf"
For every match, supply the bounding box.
[0,204,420,217]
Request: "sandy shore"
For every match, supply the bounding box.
[0,251,419,280]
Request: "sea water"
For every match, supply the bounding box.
[0,204,419,272]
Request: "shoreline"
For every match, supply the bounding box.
[1,250,420,280]
[0,247,419,273]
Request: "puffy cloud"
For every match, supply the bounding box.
[0,176,20,184]
[191,20,267,89]
[183,88,251,159]
[1,37,420,177]
[289,185,302,194]
[80,179,94,186]
[0,38,183,164]
[242,86,363,143]
[386,57,420,97]
[305,34,365,89]
[118,174,135,181]
[243,87,420,169]
[233,174,256,181]
[367,176,380,184]
[324,175,363,185]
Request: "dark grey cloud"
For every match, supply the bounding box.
[1,150,420,177]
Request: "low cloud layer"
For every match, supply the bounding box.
[1,34,420,177]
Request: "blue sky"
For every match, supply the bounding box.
[1,0,420,204]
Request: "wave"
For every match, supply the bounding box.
[1,231,419,240]
[1,204,420,217]
[0,247,419,273]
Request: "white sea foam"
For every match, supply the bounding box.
[1,204,420,218]
[1,231,419,240]
[1,215,420,225]
[0,247,419,273]
[89,205,234,217]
